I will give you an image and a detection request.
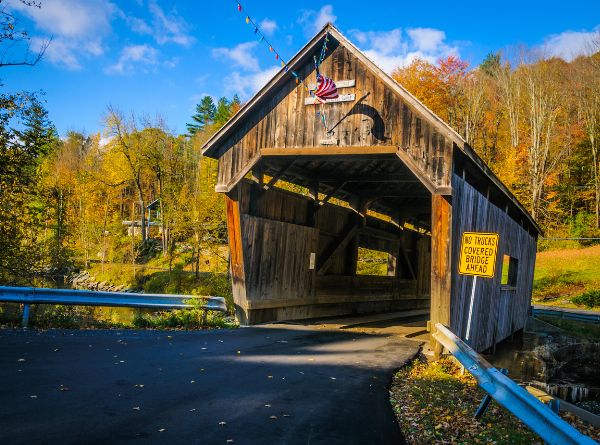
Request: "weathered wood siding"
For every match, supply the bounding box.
[450,174,537,352]
[215,36,452,191]
[228,181,430,323]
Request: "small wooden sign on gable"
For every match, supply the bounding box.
[305,94,356,105]
[307,79,356,90]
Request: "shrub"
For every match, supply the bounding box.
[132,307,235,329]
[572,290,600,308]
[36,305,97,328]
[570,212,600,247]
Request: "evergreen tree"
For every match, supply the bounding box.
[0,95,59,282]
[15,96,58,163]
[187,95,216,135]
[480,52,501,76]
[214,97,232,128]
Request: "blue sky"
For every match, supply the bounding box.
[2,0,599,136]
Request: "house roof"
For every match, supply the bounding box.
[201,23,541,235]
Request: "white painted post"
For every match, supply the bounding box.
[465,276,477,341]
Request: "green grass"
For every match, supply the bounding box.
[356,247,389,276]
[533,245,600,309]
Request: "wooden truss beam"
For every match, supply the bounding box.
[263,160,295,190]
[316,221,362,275]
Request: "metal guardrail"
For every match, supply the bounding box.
[0,286,227,327]
[433,323,598,445]
[532,305,600,324]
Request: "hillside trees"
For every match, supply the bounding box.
[572,52,600,228]
[392,49,600,233]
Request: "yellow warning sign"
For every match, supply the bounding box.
[458,232,499,278]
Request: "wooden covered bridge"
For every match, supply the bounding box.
[202,24,541,352]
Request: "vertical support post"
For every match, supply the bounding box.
[430,194,452,358]
[386,251,397,277]
[548,398,560,414]
[465,276,478,341]
[225,188,248,324]
[22,304,30,328]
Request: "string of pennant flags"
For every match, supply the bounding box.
[234,0,337,131]
[234,1,330,93]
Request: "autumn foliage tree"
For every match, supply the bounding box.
[392,47,600,236]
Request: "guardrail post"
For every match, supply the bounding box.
[22,304,30,328]
[548,398,560,414]
[474,368,508,419]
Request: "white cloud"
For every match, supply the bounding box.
[129,0,195,47]
[10,0,116,38]
[260,19,278,36]
[224,66,280,99]
[540,27,599,61]
[407,28,446,52]
[9,0,116,69]
[105,44,159,74]
[298,5,337,36]
[32,36,80,70]
[351,29,405,55]
[349,27,460,73]
[212,42,260,72]
[128,16,153,35]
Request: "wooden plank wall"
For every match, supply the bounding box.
[230,181,431,323]
[450,174,537,352]
[241,214,318,302]
[215,37,452,191]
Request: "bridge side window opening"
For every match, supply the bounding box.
[356,248,389,276]
[501,255,519,287]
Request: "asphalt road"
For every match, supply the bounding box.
[0,318,424,445]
